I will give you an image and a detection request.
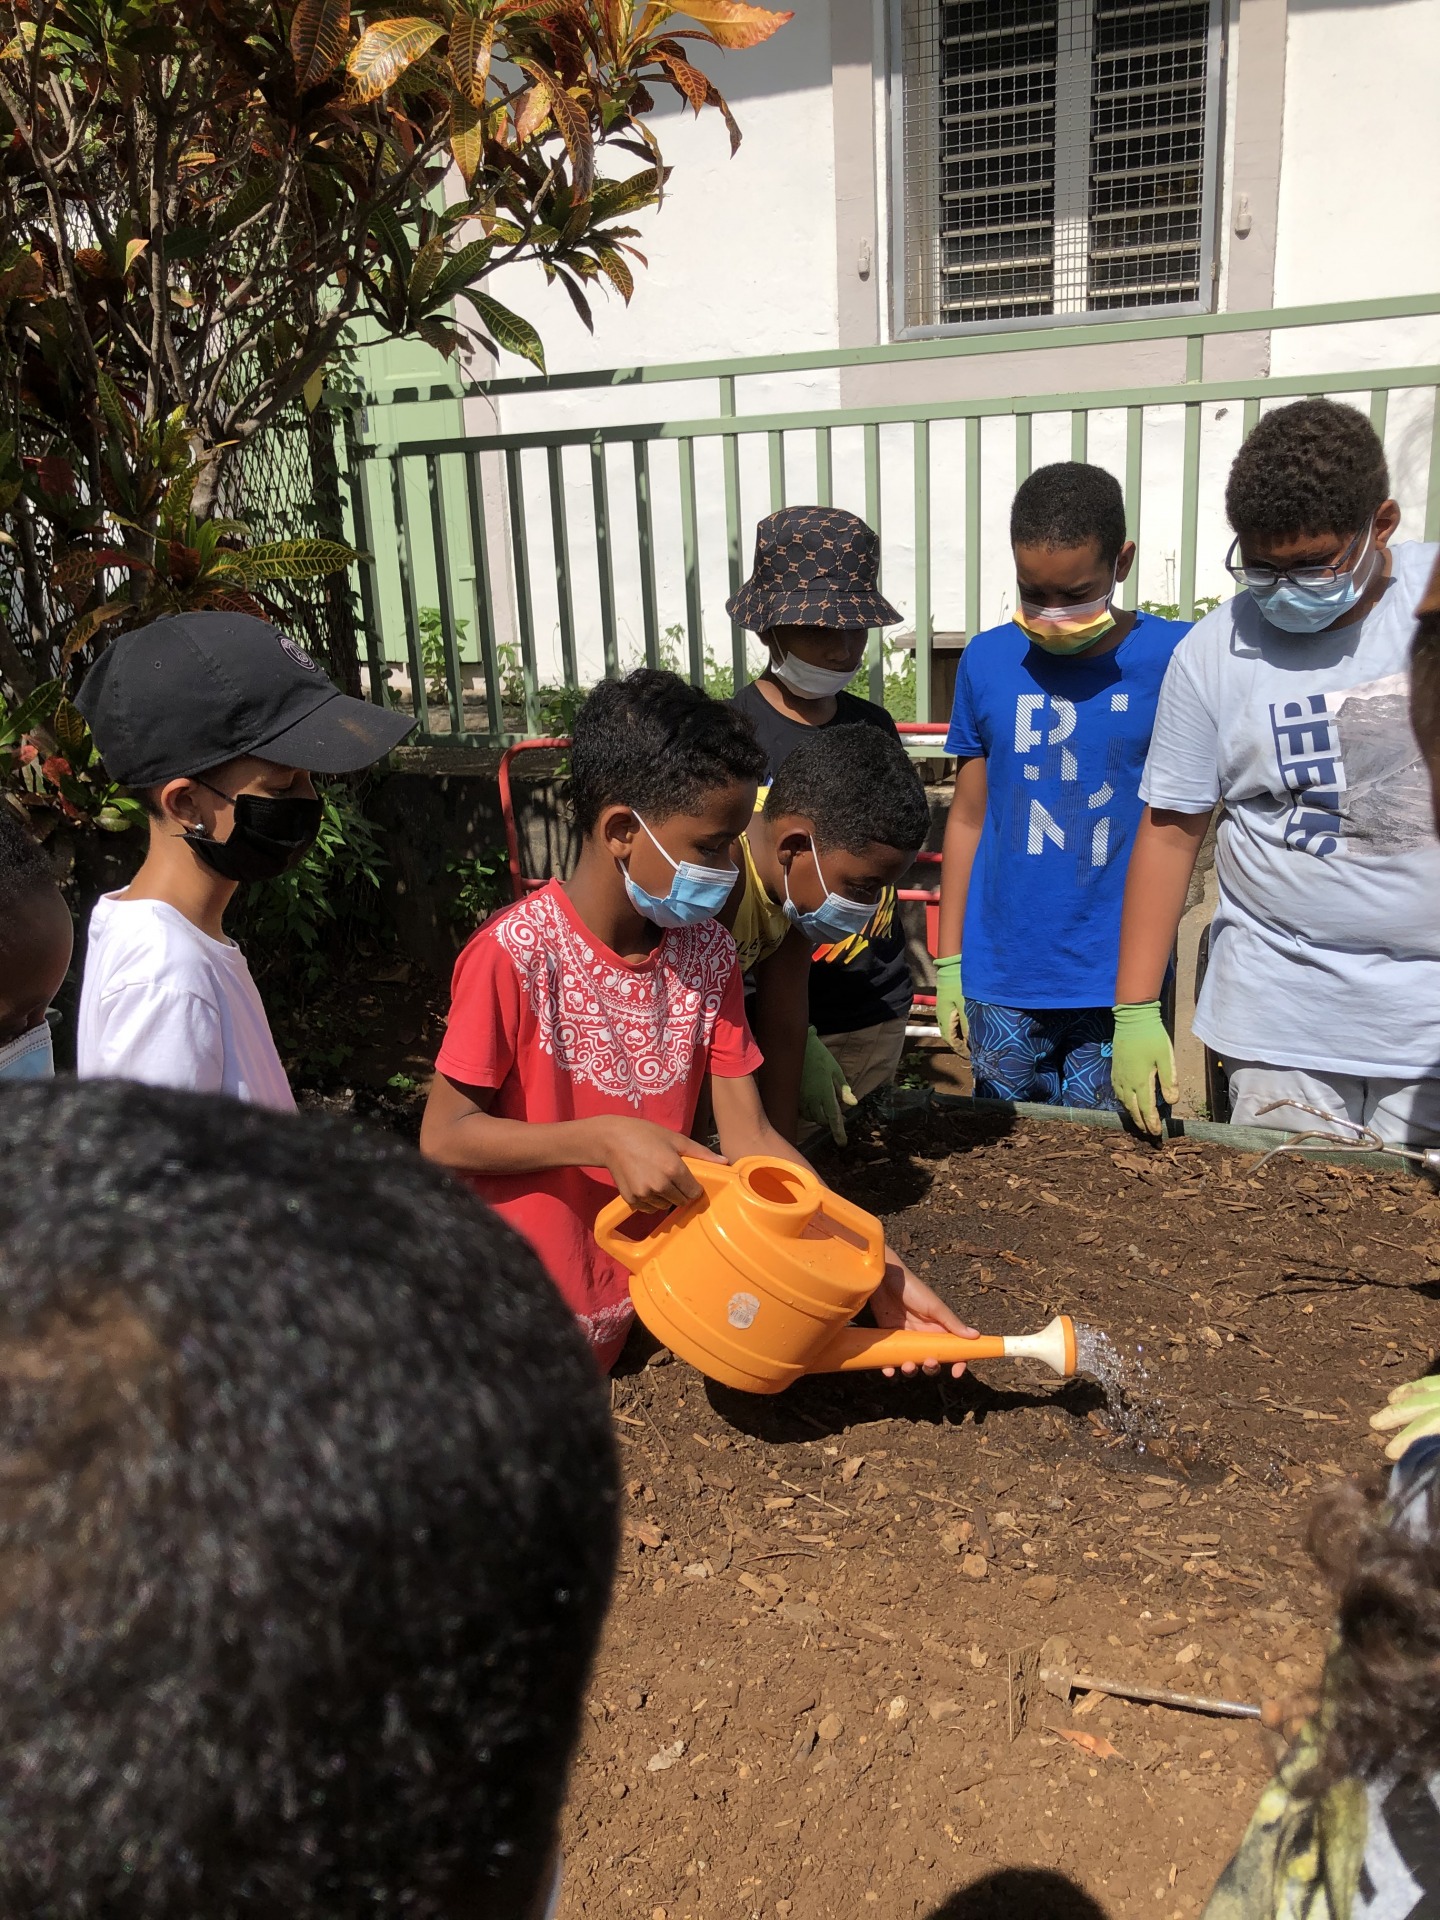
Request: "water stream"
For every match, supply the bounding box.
[1072,1320,1163,1452]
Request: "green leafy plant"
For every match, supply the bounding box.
[419,605,470,703]
[0,0,791,801]
[1140,597,1221,622]
[446,846,510,925]
[233,785,389,988]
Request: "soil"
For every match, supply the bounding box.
[556,1105,1440,1920]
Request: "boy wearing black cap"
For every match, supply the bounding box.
[74,612,412,1105]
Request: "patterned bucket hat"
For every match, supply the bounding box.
[726,506,902,634]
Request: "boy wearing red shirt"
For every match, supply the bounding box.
[422,669,974,1373]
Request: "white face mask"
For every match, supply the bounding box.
[0,1020,54,1083]
[769,650,861,699]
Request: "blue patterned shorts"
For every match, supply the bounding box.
[965,1002,1119,1111]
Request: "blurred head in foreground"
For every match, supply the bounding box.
[0,1080,617,1918]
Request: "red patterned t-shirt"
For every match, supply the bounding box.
[435,879,763,1370]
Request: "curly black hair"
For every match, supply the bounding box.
[568,668,766,832]
[764,725,929,855]
[1225,399,1390,542]
[0,799,55,914]
[0,1079,618,1919]
[1306,1453,1440,1786]
[1010,462,1129,565]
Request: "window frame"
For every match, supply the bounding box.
[884,0,1229,341]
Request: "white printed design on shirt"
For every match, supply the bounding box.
[493,889,735,1103]
[577,1296,637,1355]
[1268,671,1433,859]
[1013,692,1116,871]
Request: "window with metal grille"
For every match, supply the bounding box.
[896,0,1222,331]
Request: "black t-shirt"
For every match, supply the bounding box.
[730,679,914,1031]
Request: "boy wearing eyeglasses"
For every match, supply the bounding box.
[1112,398,1440,1142]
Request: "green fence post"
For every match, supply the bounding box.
[391,453,431,737]
[1369,388,1390,445]
[1242,396,1261,440]
[591,437,619,681]
[914,419,932,725]
[768,432,786,511]
[1015,413,1032,488]
[341,410,388,709]
[1122,405,1143,613]
[864,421,883,702]
[964,415,981,641]
[633,441,661,670]
[426,452,466,737]
[1426,386,1440,543]
[815,427,832,506]
[1070,409,1088,462]
[679,437,703,685]
[1178,336,1204,621]
[546,445,578,688]
[720,376,745,695]
[505,448,540,734]
[462,450,503,739]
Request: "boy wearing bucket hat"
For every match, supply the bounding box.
[728,507,917,1132]
[74,611,413,1106]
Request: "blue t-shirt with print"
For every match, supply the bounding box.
[944,609,1189,1009]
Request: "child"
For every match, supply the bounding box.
[1114,399,1440,1139]
[935,462,1188,1108]
[74,610,411,1105]
[723,724,931,1144]
[728,506,918,1114]
[1201,1439,1440,1919]
[421,668,972,1373]
[0,802,72,1081]
[0,1076,616,1917]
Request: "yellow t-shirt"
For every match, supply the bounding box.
[731,830,790,973]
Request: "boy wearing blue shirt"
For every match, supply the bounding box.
[935,463,1188,1108]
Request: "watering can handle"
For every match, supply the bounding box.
[813,1186,888,1267]
[592,1157,732,1272]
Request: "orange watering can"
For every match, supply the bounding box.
[594,1155,1077,1397]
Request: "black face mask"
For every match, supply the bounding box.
[184,787,324,884]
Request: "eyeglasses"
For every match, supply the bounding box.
[1224,523,1371,592]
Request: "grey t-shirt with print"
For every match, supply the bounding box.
[1140,540,1440,1080]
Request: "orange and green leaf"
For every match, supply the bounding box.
[345,17,444,104]
[290,0,352,88]
[668,0,792,48]
[448,11,495,106]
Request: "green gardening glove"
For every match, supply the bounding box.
[1370,1374,1440,1461]
[934,953,968,1055]
[1110,1001,1178,1137]
[800,1027,857,1145]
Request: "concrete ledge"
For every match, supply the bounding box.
[873,1087,1431,1176]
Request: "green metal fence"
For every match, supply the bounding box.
[338,292,1440,742]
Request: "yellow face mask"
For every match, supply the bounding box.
[1014,576,1118,655]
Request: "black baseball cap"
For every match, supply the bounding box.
[76,611,414,787]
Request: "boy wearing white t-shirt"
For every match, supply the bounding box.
[1112,399,1440,1142]
[75,612,411,1106]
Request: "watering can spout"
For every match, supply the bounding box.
[810,1315,1077,1380]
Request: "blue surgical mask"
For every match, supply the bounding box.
[623,814,737,931]
[0,1020,54,1082]
[1249,527,1377,634]
[783,842,878,944]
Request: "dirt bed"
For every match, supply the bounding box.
[557,1107,1440,1920]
